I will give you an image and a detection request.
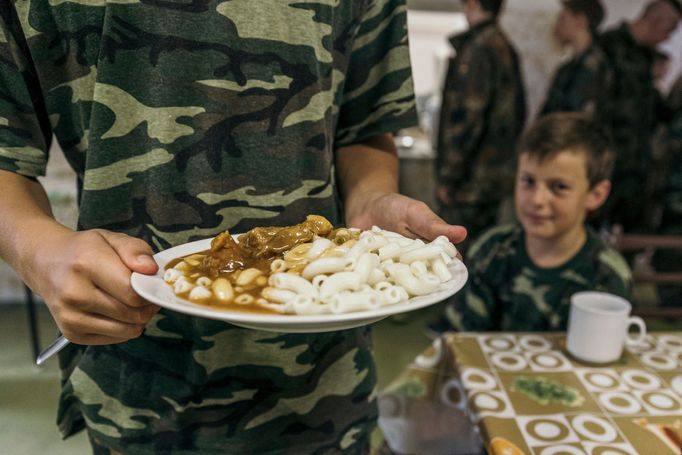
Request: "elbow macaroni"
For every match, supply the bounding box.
[167,226,459,316]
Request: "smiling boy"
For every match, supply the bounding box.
[443,112,632,331]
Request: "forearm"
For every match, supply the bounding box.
[335,134,399,224]
[0,169,70,279]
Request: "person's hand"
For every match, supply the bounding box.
[436,185,452,205]
[25,228,160,345]
[345,192,467,245]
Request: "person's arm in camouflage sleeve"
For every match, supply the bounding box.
[436,44,495,205]
[333,0,466,244]
[0,10,158,344]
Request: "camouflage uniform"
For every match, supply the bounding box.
[653,79,682,305]
[0,1,418,454]
[445,224,632,331]
[436,20,527,249]
[598,23,658,233]
[540,43,613,121]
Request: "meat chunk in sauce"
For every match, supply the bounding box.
[201,215,333,277]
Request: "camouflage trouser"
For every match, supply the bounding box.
[653,199,682,307]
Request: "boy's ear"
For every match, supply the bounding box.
[586,179,611,211]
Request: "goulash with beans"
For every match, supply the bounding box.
[164,215,459,315]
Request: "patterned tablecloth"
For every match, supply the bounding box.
[378,332,682,455]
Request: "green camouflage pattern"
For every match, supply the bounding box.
[598,23,658,232]
[659,74,682,237]
[0,1,418,453]
[435,20,526,243]
[653,79,682,304]
[444,223,632,331]
[540,43,614,121]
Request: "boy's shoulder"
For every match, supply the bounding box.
[468,223,522,260]
[584,227,632,282]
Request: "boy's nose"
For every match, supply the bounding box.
[530,185,550,205]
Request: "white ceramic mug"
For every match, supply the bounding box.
[566,291,646,364]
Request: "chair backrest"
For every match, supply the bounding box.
[603,225,682,319]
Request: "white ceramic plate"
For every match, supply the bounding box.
[131,238,468,333]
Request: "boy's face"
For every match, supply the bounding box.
[515,149,609,241]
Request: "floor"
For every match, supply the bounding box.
[0,304,90,454]
[0,303,438,455]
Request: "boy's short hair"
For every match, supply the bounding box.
[479,0,505,17]
[518,112,615,187]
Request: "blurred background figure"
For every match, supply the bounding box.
[652,49,672,88]
[648,49,675,232]
[598,0,682,234]
[651,71,682,306]
[435,0,527,254]
[540,0,612,121]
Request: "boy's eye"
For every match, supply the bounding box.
[520,175,534,186]
[551,181,569,192]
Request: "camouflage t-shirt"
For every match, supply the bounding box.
[445,224,632,332]
[598,23,657,232]
[0,1,418,454]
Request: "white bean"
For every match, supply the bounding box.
[189,286,212,300]
[196,276,212,287]
[164,268,184,283]
[212,278,234,302]
[174,278,194,294]
[236,268,263,286]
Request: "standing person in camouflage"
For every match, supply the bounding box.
[653,75,682,306]
[443,113,631,332]
[435,0,527,253]
[0,1,467,454]
[540,0,613,121]
[598,0,682,233]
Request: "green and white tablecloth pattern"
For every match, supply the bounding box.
[380,332,682,455]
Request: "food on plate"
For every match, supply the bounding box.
[163,215,459,315]
[634,418,682,453]
[488,437,526,455]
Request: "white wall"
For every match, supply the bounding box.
[407,11,467,97]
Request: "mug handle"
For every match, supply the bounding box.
[625,316,647,346]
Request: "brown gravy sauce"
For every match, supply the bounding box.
[164,216,356,314]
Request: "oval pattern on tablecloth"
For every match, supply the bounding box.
[525,418,570,443]
[599,391,642,414]
[490,352,527,371]
[461,367,497,390]
[621,369,662,391]
[519,334,552,352]
[585,372,618,389]
[571,414,618,443]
